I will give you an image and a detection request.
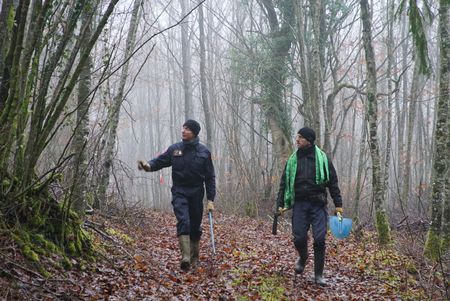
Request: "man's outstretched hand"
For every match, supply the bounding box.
[137,160,151,172]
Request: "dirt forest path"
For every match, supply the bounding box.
[1,210,428,300]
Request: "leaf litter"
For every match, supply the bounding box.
[0,210,436,300]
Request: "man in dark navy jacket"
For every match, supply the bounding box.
[138,119,216,271]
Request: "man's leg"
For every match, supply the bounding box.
[188,189,204,265]
[311,204,328,285]
[292,201,311,274]
[172,191,191,270]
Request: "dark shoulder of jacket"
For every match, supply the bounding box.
[172,141,184,149]
[165,142,183,154]
[326,153,333,165]
[196,143,211,156]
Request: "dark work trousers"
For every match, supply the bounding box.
[292,201,328,254]
[171,186,205,242]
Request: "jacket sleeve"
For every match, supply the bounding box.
[205,152,216,201]
[276,165,287,208]
[149,146,173,171]
[327,159,342,208]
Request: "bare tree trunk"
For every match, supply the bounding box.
[360,0,391,245]
[401,48,426,210]
[198,3,213,151]
[396,12,409,196]
[167,47,176,143]
[167,33,179,142]
[180,0,193,119]
[383,0,395,207]
[155,63,163,208]
[353,118,367,220]
[96,0,141,209]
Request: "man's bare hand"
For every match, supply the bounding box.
[137,160,151,172]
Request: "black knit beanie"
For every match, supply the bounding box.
[297,127,316,144]
[183,119,201,136]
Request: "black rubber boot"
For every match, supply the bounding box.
[178,235,190,271]
[294,245,308,274]
[314,247,327,286]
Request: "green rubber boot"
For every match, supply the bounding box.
[178,235,190,270]
[190,240,200,266]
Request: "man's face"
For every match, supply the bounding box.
[182,126,195,141]
[296,134,311,149]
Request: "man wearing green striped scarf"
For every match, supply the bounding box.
[276,127,343,286]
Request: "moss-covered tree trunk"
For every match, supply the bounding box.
[0,0,14,90]
[360,0,391,245]
[0,0,120,257]
[424,0,449,259]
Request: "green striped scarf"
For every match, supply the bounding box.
[283,145,329,208]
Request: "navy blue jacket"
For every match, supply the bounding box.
[148,139,216,201]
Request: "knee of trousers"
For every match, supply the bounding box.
[313,241,325,251]
[190,230,202,241]
[176,220,190,236]
[293,237,308,250]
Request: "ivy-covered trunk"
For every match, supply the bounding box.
[360,0,391,245]
[259,0,295,172]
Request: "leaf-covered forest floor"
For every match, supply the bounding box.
[0,209,447,300]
